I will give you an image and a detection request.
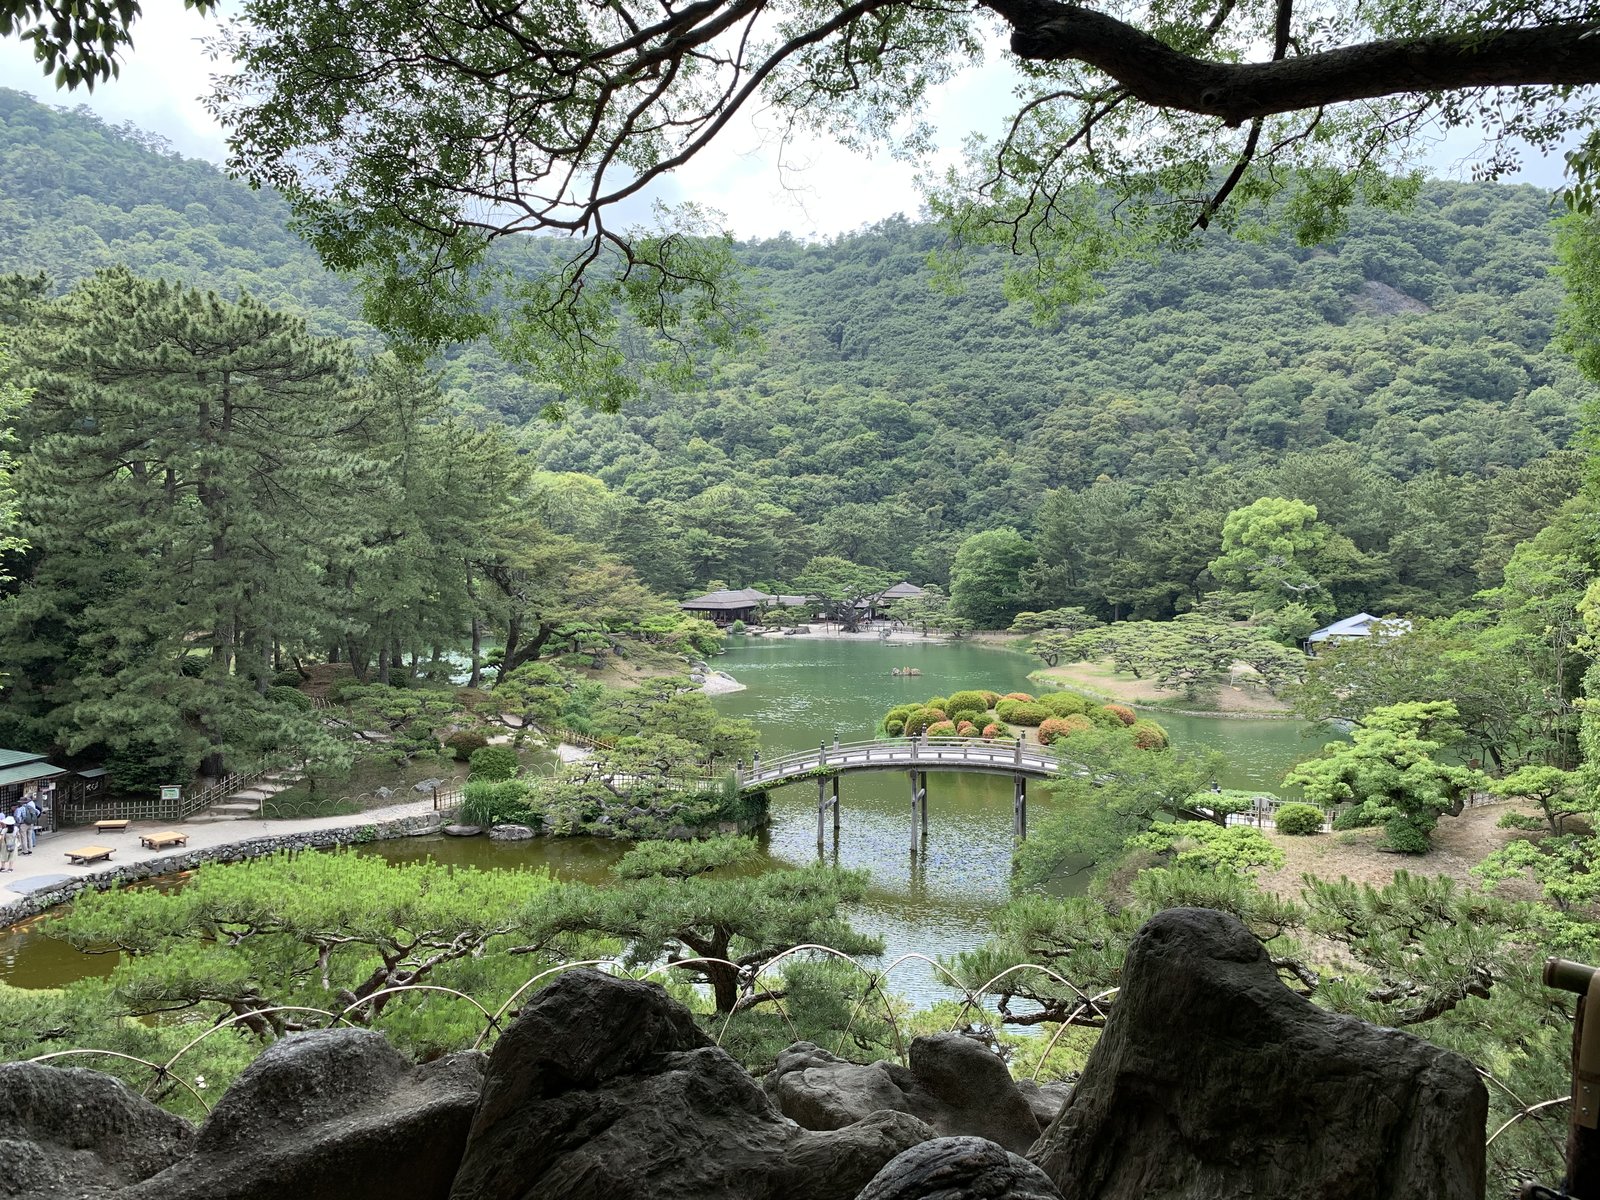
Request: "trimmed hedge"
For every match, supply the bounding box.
[468,744,519,781]
[1038,714,1094,744]
[995,699,1048,726]
[945,690,991,719]
[1038,692,1090,717]
[1274,802,1325,835]
[925,720,958,737]
[445,730,490,762]
[1001,692,1035,703]
[1130,720,1169,749]
[1102,703,1137,727]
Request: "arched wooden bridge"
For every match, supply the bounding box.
[732,737,1065,854]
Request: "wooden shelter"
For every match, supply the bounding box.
[0,748,68,833]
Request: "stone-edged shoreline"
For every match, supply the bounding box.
[0,811,446,932]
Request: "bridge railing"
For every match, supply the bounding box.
[739,736,1062,789]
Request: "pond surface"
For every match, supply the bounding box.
[0,636,1327,1003]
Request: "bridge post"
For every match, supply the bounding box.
[817,775,827,853]
[735,759,743,791]
[832,776,841,838]
[920,770,929,834]
[908,770,921,855]
[832,735,839,753]
[1014,775,1027,840]
[753,750,761,777]
[1014,736,1023,765]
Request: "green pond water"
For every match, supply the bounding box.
[0,637,1328,1003]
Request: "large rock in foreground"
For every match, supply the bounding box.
[0,1061,195,1198]
[856,1137,1065,1200]
[1031,907,1487,1200]
[766,1034,1055,1154]
[449,969,933,1200]
[123,1028,484,1200]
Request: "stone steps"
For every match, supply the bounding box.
[203,802,261,818]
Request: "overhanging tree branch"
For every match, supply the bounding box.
[986,0,1600,125]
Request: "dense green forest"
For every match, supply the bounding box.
[1,88,1592,625]
[4,86,1600,1198]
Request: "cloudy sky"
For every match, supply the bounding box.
[0,8,1574,240]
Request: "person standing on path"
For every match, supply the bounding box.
[0,818,16,872]
[18,798,38,852]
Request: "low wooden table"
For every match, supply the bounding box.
[93,819,130,833]
[66,845,114,865]
[139,831,189,850]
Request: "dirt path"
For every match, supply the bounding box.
[1031,658,1294,716]
[1253,799,1542,900]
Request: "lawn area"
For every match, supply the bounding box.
[1032,657,1294,716]
[1252,799,1543,900]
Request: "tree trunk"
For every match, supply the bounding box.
[466,560,483,689]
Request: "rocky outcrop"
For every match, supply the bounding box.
[856,1137,1065,1200]
[122,1029,484,1200]
[0,1061,195,1198]
[766,1034,1053,1154]
[449,969,933,1200]
[1030,907,1488,1200]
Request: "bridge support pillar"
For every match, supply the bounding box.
[1013,774,1027,840]
[832,776,841,839]
[909,770,927,855]
[817,775,827,852]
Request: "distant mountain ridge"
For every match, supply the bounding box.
[1,87,1591,614]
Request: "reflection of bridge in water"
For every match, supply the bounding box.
[734,737,1064,855]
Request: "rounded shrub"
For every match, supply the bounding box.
[445,730,490,762]
[1040,714,1093,744]
[923,696,949,714]
[981,722,1010,740]
[925,720,958,737]
[922,708,948,725]
[271,669,304,688]
[1001,692,1035,703]
[978,690,1002,707]
[1102,703,1137,727]
[468,744,519,781]
[1274,802,1325,835]
[885,704,919,724]
[1382,819,1432,855]
[995,698,1048,725]
[266,685,312,712]
[902,708,938,736]
[956,720,979,736]
[1038,692,1090,718]
[1036,717,1073,746]
[884,719,906,737]
[945,690,991,719]
[729,619,746,634]
[1130,720,1169,750]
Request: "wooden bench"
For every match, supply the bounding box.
[139,832,189,850]
[65,846,115,866]
[93,819,130,833]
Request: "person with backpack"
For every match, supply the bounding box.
[17,798,38,853]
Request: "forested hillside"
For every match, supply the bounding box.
[2,88,1592,619]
